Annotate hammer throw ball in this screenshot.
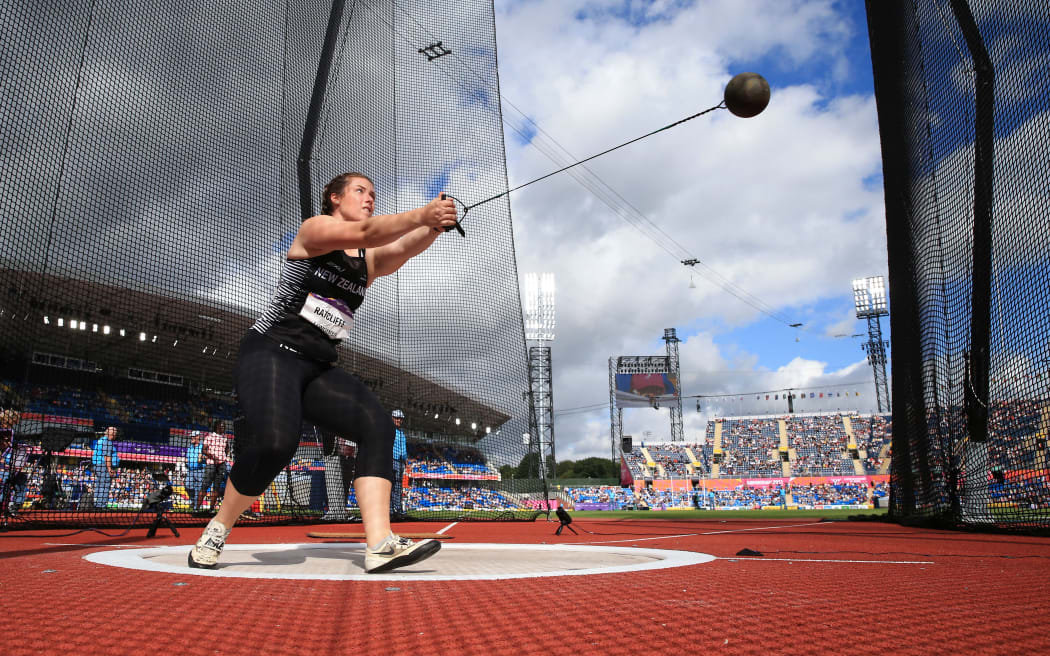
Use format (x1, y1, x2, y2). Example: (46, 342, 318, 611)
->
(723, 72, 770, 118)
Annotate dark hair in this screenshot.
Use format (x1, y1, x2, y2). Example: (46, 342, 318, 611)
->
(321, 172, 374, 215)
(212, 419, 226, 433)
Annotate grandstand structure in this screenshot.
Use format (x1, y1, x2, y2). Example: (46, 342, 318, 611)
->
(605, 404, 1048, 514)
(620, 412, 893, 483)
(611, 412, 892, 509)
(573, 412, 885, 510)
(0, 269, 509, 438)
(0, 0, 543, 528)
(1, 371, 536, 517)
(567, 478, 888, 512)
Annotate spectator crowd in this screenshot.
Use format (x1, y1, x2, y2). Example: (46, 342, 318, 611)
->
(4, 378, 1048, 516)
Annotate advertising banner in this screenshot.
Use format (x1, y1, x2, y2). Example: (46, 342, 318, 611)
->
(620, 456, 634, 486)
(575, 503, 614, 511)
(17, 412, 94, 434)
(409, 471, 500, 481)
(681, 474, 889, 491)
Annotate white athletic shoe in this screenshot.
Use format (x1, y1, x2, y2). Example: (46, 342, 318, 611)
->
(364, 533, 440, 573)
(188, 519, 231, 569)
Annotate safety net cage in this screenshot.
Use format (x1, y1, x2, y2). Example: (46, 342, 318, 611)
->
(867, 1, 1050, 532)
(0, 0, 544, 529)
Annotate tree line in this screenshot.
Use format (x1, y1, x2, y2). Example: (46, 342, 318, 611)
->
(499, 453, 618, 481)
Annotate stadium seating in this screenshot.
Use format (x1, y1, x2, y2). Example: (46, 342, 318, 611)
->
(567, 485, 637, 508)
(16, 380, 236, 431)
(786, 414, 855, 476)
(8, 376, 1049, 513)
(850, 414, 891, 473)
(790, 482, 873, 506)
(561, 482, 887, 509)
(405, 484, 517, 511)
(989, 400, 1043, 471)
(644, 443, 694, 477)
(406, 441, 500, 479)
(719, 417, 782, 477)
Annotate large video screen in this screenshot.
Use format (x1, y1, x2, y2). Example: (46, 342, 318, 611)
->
(615, 373, 679, 408)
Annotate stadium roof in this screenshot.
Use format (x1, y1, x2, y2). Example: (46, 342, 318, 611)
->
(0, 268, 509, 438)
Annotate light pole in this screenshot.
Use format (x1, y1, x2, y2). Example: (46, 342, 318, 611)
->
(852, 276, 891, 413)
(523, 273, 556, 482)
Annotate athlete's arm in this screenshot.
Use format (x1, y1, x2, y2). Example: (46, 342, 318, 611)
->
(366, 222, 447, 282)
(292, 195, 456, 256)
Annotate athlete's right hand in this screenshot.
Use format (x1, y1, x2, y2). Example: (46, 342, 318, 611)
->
(419, 193, 458, 230)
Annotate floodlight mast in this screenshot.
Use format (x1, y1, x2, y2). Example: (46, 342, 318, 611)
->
(609, 357, 622, 464)
(852, 276, 891, 413)
(523, 273, 555, 342)
(663, 328, 684, 442)
(523, 273, 556, 485)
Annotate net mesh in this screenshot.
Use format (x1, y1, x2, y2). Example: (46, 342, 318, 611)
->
(0, 0, 543, 528)
(867, 0, 1050, 531)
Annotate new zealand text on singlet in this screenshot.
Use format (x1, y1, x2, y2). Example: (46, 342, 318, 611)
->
(252, 249, 369, 362)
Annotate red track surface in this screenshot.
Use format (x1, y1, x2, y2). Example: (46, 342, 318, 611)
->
(2, 517, 1049, 655)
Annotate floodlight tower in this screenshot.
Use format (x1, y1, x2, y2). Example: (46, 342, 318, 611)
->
(852, 276, 891, 413)
(523, 273, 556, 480)
(663, 328, 685, 442)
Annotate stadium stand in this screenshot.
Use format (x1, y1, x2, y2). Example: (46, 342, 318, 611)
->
(719, 417, 782, 477)
(8, 380, 1046, 516)
(567, 485, 637, 508)
(407, 441, 500, 479)
(989, 400, 1043, 471)
(621, 446, 653, 480)
(405, 483, 518, 511)
(561, 481, 889, 510)
(2, 377, 519, 515)
(790, 482, 874, 507)
(707, 485, 785, 509)
(850, 414, 892, 474)
(645, 443, 695, 477)
(13, 380, 237, 435)
(786, 414, 855, 476)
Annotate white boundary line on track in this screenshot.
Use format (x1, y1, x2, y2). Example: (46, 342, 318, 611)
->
(718, 557, 934, 564)
(569, 522, 934, 565)
(436, 522, 458, 535)
(574, 521, 825, 545)
(578, 533, 699, 545)
(700, 521, 826, 535)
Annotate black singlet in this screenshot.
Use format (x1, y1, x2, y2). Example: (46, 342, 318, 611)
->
(250, 249, 368, 362)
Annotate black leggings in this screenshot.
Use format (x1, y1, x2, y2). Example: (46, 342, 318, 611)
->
(229, 330, 394, 497)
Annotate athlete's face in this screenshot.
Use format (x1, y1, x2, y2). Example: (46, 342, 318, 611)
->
(335, 177, 375, 220)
